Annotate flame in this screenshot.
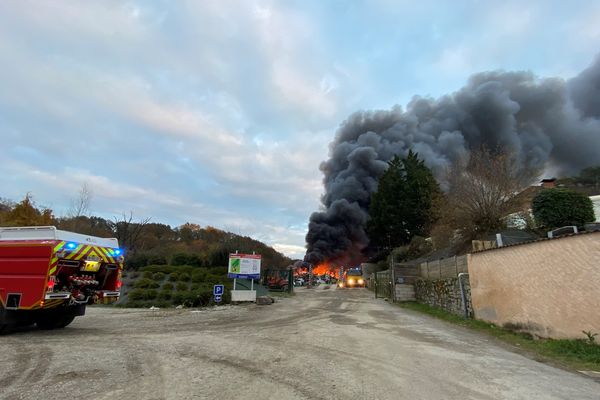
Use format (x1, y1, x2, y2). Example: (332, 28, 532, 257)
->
(312, 263, 330, 276)
(293, 261, 343, 278)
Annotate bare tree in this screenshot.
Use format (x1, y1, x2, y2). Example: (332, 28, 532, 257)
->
(443, 147, 538, 238)
(109, 212, 151, 252)
(68, 183, 93, 218)
(59, 183, 94, 233)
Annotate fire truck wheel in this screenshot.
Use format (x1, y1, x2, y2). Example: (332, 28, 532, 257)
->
(36, 313, 75, 330)
(58, 315, 76, 328)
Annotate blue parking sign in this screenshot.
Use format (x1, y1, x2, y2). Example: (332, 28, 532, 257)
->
(213, 284, 224, 296)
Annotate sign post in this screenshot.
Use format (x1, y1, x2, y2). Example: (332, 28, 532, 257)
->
(228, 253, 261, 302)
(213, 284, 224, 303)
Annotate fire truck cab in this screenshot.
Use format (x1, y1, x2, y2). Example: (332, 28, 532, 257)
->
(338, 269, 365, 288)
(0, 226, 123, 332)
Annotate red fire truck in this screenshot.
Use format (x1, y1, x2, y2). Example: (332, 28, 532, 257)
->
(0, 226, 123, 332)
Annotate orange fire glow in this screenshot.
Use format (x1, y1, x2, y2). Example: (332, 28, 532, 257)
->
(293, 262, 342, 279)
(313, 262, 341, 278)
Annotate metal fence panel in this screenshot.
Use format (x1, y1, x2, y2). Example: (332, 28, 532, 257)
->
(375, 270, 392, 299)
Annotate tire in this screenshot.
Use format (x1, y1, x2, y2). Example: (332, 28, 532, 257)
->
(36, 313, 75, 330)
(0, 305, 10, 334)
(58, 315, 76, 328)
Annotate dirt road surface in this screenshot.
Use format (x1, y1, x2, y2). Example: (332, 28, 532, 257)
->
(1, 286, 599, 399)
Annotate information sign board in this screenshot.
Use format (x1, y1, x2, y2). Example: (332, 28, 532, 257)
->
(228, 253, 261, 279)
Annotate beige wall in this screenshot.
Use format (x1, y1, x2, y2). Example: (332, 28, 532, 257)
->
(468, 232, 600, 339)
(591, 195, 600, 222)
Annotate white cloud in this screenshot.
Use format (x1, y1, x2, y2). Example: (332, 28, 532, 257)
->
(9, 161, 183, 210)
(108, 87, 244, 146)
(571, 6, 600, 47)
(482, 3, 537, 37)
(431, 45, 473, 78)
(272, 243, 306, 260)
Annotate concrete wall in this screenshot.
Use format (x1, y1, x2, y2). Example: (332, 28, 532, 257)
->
(419, 255, 468, 280)
(469, 232, 600, 339)
(414, 277, 472, 317)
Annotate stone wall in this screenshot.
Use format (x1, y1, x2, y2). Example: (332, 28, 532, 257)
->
(414, 276, 472, 317)
(469, 231, 600, 339)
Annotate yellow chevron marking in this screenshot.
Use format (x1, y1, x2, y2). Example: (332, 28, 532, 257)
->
(99, 247, 116, 263)
(66, 244, 84, 259)
(83, 245, 93, 259)
(103, 248, 115, 262)
(54, 241, 66, 252)
(74, 245, 92, 260)
(49, 266, 57, 275)
(99, 246, 110, 258)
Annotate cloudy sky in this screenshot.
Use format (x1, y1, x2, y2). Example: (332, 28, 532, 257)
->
(0, 1, 598, 259)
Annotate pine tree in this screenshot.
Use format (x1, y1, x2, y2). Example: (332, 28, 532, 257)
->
(367, 151, 440, 250)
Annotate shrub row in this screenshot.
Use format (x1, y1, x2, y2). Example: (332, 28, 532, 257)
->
(131, 276, 227, 291)
(126, 288, 220, 307)
(133, 278, 160, 289)
(140, 265, 196, 274)
(125, 254, 168, 269)
(138, 264, 228, 276)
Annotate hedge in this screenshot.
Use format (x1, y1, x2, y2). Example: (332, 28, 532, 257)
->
(532, 188, 595, 228)
(134, 278, 160, 289)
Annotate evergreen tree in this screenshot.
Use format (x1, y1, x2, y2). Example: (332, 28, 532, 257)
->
(532, 188, 595, 228)
(367, 151, 440, 250)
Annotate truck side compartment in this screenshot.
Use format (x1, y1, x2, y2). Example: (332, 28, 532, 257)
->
(0, 243, 51, 311)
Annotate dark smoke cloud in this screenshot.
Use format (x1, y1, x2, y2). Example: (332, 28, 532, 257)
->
(305, 56, 600, 265)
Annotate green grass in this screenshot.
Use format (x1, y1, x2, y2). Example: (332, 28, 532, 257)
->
(398, 302, 600, 372)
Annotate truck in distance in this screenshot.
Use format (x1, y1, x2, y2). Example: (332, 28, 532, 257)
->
(338, 269, 365, 288)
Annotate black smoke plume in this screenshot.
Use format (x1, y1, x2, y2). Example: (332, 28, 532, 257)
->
(305, 56, 600, 265)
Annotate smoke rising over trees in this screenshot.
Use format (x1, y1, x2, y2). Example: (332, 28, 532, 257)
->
(305, 55, 600, 265)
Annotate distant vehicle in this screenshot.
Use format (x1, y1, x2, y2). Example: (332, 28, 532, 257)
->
(294, 278, 305, 286)
(267, 276, 288, 291)
(338, 269, 365, 288)
(0, 226, 124, 332)
(316, 278, 326, 284)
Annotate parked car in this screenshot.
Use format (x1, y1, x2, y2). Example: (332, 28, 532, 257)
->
(294, 278, 305, 286)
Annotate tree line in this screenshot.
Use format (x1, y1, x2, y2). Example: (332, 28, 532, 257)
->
(0, 194, 291, 270)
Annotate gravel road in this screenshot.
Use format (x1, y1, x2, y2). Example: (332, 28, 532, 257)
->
(1, 286, 599, 399)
